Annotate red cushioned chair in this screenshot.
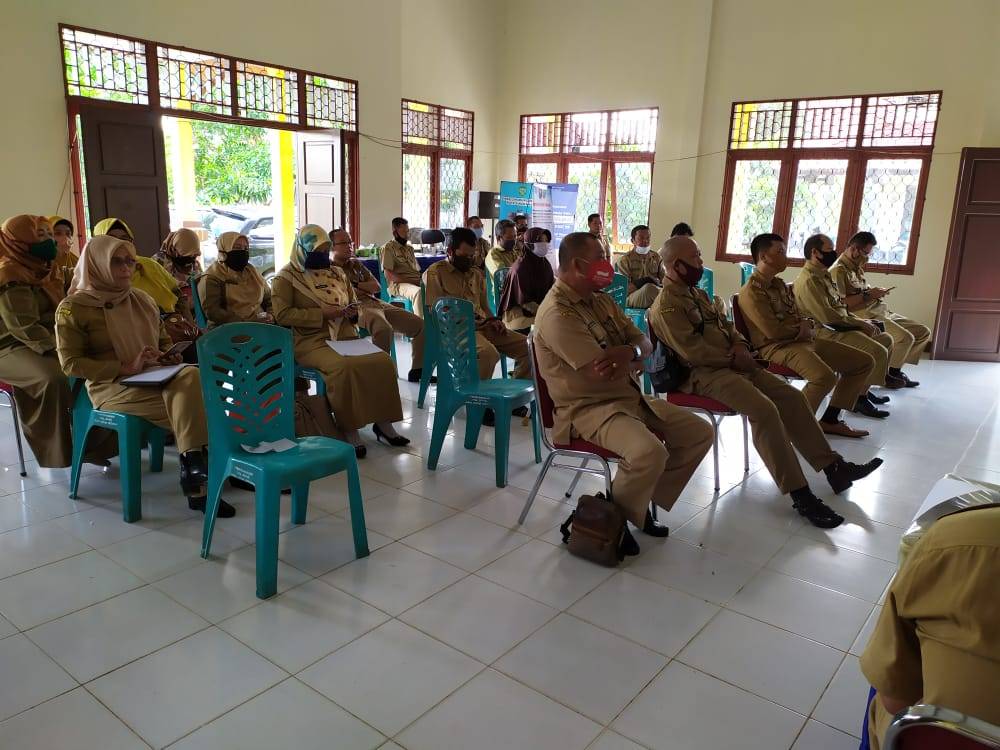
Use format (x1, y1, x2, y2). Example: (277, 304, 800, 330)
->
(730, 294, 802, 380)
(0, 382, 27, 477)
(885, 705, 1000, 750)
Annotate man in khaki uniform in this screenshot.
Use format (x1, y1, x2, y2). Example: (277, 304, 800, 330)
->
(466, 215, 492, 271)
(794, 233, 902, 402)
(534, 231, 712, 542)
(738, 233, 875, 438)
(614, 224, 663, 309)
(860, 506, 1000, 750)
(587, 213, 613, 261)
(331, 229, 425, 382)
(485, 219, 521, 277)
(380, 217, 424, 317)
(424, 227, 530, 384)
(830, 231, 930, 387)
(651, 236, 885, 528)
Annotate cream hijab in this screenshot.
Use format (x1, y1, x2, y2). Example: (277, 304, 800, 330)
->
(199, 232, 267, 321)
(67, 235, 161, 363)
(281, 224, 355, 338)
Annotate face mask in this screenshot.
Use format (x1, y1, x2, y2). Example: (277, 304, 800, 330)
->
(303, 251, 331, 270)
(28, 238, 58, 262)
(173, 257, 196, 270)
(451, 255, 473, 273)
(394, 232, 408, 245)
(581, 258, 615, 289)
(531, 242, 550, 257)
(471, 227, 484, 239)
(634, 245, 651, 255)
(501, 239, 516, 252)
(225, 250, 250, 271)
(674, 258, 704, 287)
(819, 250, 837, 268)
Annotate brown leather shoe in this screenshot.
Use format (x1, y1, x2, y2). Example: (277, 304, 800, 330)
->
(821, 420, 869, 439)
(884, 373, 907, 389)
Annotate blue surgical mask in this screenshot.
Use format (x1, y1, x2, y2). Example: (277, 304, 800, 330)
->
(472, 227, 484, 239)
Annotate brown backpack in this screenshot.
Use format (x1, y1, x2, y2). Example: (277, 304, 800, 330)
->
(560, 493, 627, 566)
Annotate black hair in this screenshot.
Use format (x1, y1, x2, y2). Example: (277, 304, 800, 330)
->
(587, 213, 601, 225)
(526, 227, 552, 243)
(53, 218, 74, 232)
(391, 217, 408, 229)
(558, 231, 600, 269)
(749, 232, 785, 263)
(803, 234, 830, 259)
(848, 231, 877, 248)
(465, 215, 481, 225)
(513, 213, 528, 223)
(630, 224, 650, 241)
(670, 222, 694, 237)
(449, 226, 477, 251)
(496, 219, 515, 237)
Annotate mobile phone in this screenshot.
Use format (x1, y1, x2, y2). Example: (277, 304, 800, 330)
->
(162, 340, 192, 358)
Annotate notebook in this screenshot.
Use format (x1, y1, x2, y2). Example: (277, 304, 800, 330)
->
(120, 364, 190, 386)
(326, 339, 383, 357)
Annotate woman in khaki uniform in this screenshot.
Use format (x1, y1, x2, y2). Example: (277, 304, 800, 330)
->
(272, 225, 405, 458)
(198, 232, 271, 327)
(154, 228, 203, 322)
(55, 235, 234, 517)
(48, 215, 79, 279)
(0, 214, 76, 467)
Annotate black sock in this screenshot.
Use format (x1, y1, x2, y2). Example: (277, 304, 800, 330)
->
(820, 406, 841, 423)
(889, 367, 903, 376)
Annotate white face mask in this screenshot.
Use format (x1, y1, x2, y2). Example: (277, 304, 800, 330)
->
(531, 241, 550, 257)
(635, 245, 651, 255)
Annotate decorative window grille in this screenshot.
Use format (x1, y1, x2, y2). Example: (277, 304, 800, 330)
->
(157, 46, 231, 115)
(62, 27, 149, 104)
(305, 74, 357, 130)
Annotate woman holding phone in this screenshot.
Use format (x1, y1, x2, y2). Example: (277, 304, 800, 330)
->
(272, 225, 405, 458)
(55, 234, 235, 517)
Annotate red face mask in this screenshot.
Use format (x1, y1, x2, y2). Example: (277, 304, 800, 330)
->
(583, 258, 615, 289)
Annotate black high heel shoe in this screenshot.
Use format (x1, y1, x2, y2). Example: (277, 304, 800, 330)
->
(373, 423, 410, 447)
(354, 444, 367, 459)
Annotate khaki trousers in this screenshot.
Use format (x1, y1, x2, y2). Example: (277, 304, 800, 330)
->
(475, 327, 530, 380)
(766, 339, 874, 413)
(91, 366, 208, 453)
(685, 367, 839, 493)
(390, 282, 424, 319)
(0, 348, 73, 468)
(816, 328, 893, 388)
(359, 304, 425, 370)
(582, 399, 713, 526)
(884, 313, 931, 367)
(626, 284, 660, 309)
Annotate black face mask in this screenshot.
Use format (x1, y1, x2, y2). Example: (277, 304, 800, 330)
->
(173, 257, 196, 271)
(304, 251, 331, 270)
(451, 255, 473, 273)
(28, 238, 58, 262)
(393, 232, 409, 245)
(225, 250, 250, 271)
(819, 250, 838, 268)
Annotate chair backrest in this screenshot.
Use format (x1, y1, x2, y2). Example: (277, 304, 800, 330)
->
(432, 297, 479, 391)
(606, 272, 628, 308)
(526, 333, 556, 432)
(697, 266, 715, 299)
(493, 267, 509, 312)
(420, 229, 445, 246)
(886, 705, 1000, 750)
(190, 274, 208, 328)
(730, 294, 751, 339)
(739, 261, 755, 285)
(379, 269, 390, 302)
(196, 322, 296, 453)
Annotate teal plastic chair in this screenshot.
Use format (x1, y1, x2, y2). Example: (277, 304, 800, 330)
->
(197, 323, 369, 599)
(739, 261, 755, 285)
(427, 298, 541, 487)
(697, 266, 715, 299)
(67, 378, 167, 522)
(417, 289, 439, 409)
(604, 273, 654, 394)
(379, 270, 414, 313)
(606, 272, 628, 307)
(492, 267, 511, 378)
(189, 274, 207, 328)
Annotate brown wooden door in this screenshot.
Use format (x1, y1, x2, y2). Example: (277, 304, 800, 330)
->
(295, 130, 340, 231)
(78, 102, 170, 256)
(934, 148, 1000, 361)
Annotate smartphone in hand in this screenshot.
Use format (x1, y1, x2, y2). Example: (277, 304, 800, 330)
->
(161, 340, 192, 359)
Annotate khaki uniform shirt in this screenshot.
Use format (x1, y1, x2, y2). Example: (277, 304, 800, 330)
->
(423, 261, 492, 323)
(485, 244, 521, 278)
(271, 266, 359, 350)
(201, 276, 271, 326)
(338, 259, 385, 309)
(533, 279, 647, 444)
(594, 233, 612, 261)
(860, 506, 1000, 726)
(792, 261, 869, 330)
(737, 270, 803, 354)
(474, 237, 491, 271)
(614, 249, 663, 294)
(830, 253, 888, 318)
(380, 239, 422, 289)
(0, 284, 57, 355)
(651, 279, 746, 369)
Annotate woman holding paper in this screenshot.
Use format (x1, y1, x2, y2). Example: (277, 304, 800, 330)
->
(272, 225, 405, 458)
(198, 232, 272, 327)
(55, 235, 235, 518)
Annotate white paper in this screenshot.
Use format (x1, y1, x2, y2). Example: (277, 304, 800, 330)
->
(326, 338, 383, 357)
(120, 364, 189, 386)
(240, 438, 298, 454)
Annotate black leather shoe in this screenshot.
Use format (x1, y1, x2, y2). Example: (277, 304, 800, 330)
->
(481, 409, 496, 427)
(407, 368, 437, 384)
(228, 477, 254, 491)
(866, 391, 890, 404)
(512, 406, 529, 418)
(791, 491, 844, 528)
(901, 373, 919, 388)
(853, 397, 889, 419)
(884, 373, 906, 389)
(354, 444, 367, 459)
(373, 423, 410, 447)
(188, 496, 236, 518)
(641, 510, 670, 537)
(619, 527, 641, 557)
(824, 457, 884, 494)
(179, 450, 208, 496)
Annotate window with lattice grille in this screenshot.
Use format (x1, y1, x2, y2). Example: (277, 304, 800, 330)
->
(400, 99, 473, 230)
(718, 90, 940, 273)
(518, 108, 658, 246)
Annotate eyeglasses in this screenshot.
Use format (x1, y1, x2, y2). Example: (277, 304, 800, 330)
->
(332, 240, 354, 247)
(110, 257, 136, 269)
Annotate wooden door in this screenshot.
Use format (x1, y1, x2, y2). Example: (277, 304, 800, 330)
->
(295, 130, 340, 231)
(933, 148, 1000, 361)
(78, 102, 170, 256)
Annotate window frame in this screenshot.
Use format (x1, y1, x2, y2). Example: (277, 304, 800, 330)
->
(716, 90, 941, 274)
(517, 108, 658, 245)
(400, 98, 474, 230)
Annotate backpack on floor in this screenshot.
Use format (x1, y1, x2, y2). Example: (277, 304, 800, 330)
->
(560, 492, 626, 566)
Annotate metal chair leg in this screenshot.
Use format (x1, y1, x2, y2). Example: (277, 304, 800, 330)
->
(2, 391, 27, 477)
(741, 415, 750, 473)
(563, 457, 589, 498)
(519, 451, 556, 525)
(710, 414, 721, 492)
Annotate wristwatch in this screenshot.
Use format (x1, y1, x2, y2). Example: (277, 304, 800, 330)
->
(632, 344, 643, 361)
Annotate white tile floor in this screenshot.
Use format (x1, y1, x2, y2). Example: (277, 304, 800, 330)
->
(0, 346, 997, 749)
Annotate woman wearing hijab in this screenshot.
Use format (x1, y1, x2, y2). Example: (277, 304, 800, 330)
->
(198, 232, 271, 327)
(497, 226, 555, 334)
(154, 228, 203, 320)
(272, 225, 405, 458)
(55, 235, 235, 518)
(0, 215, 77, 467)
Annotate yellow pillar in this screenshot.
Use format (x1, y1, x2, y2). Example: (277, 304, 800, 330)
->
(271, 128, 296, 268)
(174, 118, 197, 222)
